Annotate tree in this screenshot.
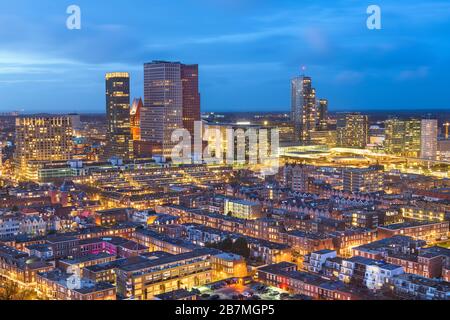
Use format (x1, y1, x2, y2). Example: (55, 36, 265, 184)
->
(232, 237, 250, 259)
(0, 282, 36, 300)
(221, 237, 233, 252)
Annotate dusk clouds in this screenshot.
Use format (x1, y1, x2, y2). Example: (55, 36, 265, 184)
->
(0, 0, 449, 113)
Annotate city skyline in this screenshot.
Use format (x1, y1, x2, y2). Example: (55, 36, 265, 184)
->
(0, 0, 450, 113)
(1, 0, 450, 306)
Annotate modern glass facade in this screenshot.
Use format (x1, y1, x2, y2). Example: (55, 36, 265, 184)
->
(105, 72, 133, 160)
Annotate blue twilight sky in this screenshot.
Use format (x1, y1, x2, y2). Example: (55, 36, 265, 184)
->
(0, 0, 449, 113)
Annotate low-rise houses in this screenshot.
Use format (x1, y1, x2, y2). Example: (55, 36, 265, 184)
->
(386, 246, 450, 279)
(1, 160, 450, 301)
(257, 262, 361, 300)
(338, 256, 404, 291)
(352, 235, 426, 260)
(0, 245, 53, 285)
(36, 269, 116, 300)
(377, 221, 449, 244)
(389, 273, 450, 300)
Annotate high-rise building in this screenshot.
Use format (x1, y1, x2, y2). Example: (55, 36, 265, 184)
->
(337, 113, 369, 148)
(0, 141, 3, 174)
(291, 76, 317, 143)
(142, 61, 184, 157)
(130, 98, 143, 141)
(384, 118, 421, 157)
(420, 119, 438, 160)
(14, 116, 73, 180)
(105, 72, 133, 160)
(317, 99, 328, 130)
(181, 64, 201, 138)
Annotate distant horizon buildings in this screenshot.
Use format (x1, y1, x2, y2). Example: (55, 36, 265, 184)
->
(105, 72, 133, 161)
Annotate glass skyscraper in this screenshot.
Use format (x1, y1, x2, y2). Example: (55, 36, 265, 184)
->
(291, 76, 317, 143)
(141, 61, 200, 157)
(105, 72, 133, 160)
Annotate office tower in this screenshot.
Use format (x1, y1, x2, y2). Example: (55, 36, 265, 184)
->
(343, 165, 384, 193)
(130, 98, 143, 141)
(105, 72, 133, 161)
(384, 118, 421, 157)
(142, 61, 184, 157)
(14, 116, 73, 180)
(181, 64, 201, 137)
(404, 120, 422, 157)
(0, 141, 3, 173)
(420, 119, 438, 160)
(317, 99, 328, 130)
(291, 75, 317, 142)
(141, 61, 201, 157)
(337, 113, 369, 148)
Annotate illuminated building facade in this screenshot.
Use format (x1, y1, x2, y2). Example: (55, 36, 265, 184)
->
(14, 116, 73, 180)
(257, 262, 358, 300)
(115, 248, 214, 299)
(337, 113, 369, 148)
(377, 221, 449, 244)
(317, 99, 328, 130)
(291, 76, 317, 142)
(36, 270, 116, 300)
(310, 130, 337, 147)
(420, 119, 438, 160)
(130, 98, 143, 141)
(142, 61, 184, 157)
(202, 123, 277, 166)
(343, 165, 384, 193)
(211, 252, 248, 280)
(181, 64, 201, 138)
(384, 118, 421, 157)
(223, 198, 263, 220)
(105, 72, 133, 160)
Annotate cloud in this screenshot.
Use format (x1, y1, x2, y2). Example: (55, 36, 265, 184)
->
(0, 0, 449, 112)
(396, 66, 430, 81)
(335, 70, 365, 84)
